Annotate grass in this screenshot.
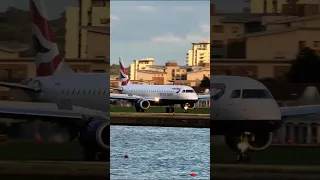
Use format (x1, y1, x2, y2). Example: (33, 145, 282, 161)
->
(211, 144, 320, 165)
(0, 141, 109, 178)
(110, 106, 210, 114)
(0, 141, 83, 161)
(3, 141, 320, 166)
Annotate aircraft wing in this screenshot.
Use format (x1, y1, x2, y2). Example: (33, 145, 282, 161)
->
(0, 82, 39, 92)
(280, 105, 320, 117)
(197, 94, 210, 99)
(110, 93, 141, 101)
(110, 94, 159, 102)
(0, 104, 84, 124)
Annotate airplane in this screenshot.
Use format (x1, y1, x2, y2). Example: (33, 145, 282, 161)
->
(0, 0, 110, 161)
(210, 75, 320, 163)
(110, 58, 210, 113)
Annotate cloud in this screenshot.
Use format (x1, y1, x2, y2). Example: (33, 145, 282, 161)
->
(110, 14, 119, 21)
(150, 22, 209, 45)
(172, 6, 194, 12)
(199, 22, 210, 33)
(135, 6, 155, 12)
(151, 33, 184, 44)
(151, 33, 208, 45)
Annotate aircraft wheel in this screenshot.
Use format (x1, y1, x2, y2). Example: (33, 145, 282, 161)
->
(170, 107, 175, 113)
(166, 107, 170, 113)
(83, 148, 97, 161)
(236, 151, 250, 163)
(97, 152, 110, 162)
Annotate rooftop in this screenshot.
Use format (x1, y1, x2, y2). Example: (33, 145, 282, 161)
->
(240, 27, 320, 38)
(81, 26, 109, 35)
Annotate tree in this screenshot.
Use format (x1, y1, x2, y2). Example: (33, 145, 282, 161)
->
(287, 47, 320, 83)
(200, 76, 210, 87)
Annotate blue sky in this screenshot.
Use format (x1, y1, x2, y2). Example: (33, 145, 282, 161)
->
(110, 1, 210, 66)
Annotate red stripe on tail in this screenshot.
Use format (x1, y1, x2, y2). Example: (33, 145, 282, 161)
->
(36, 55, 62, 76)
(30, 0, 54, 42)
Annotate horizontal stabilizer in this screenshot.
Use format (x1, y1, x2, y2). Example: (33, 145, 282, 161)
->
(0, 82, 40, 92)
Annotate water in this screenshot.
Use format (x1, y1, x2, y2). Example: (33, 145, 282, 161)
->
(110, 126, 210, 180)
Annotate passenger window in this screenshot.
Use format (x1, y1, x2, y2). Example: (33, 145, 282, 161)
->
(230, 90, 241, 98)
(78, 89, 80, 94)
(88, 89, 91, 94)
(72, 88, 75, 94)
(83, 89, 86, 94)
(93, 89, 96, 95)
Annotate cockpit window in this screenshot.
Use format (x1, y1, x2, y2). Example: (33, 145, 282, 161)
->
(230, 90, 241, 99)
(182, 90, 195, 93)
(242, 89, 272, 99)
(185, 90, 195, 93)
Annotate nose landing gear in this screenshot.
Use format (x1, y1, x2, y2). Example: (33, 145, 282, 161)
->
(235, 132, 250, 163)
(183, 104, 189, 113)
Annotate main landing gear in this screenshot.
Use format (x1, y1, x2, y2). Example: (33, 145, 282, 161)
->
(136, 108, 145, 112)
(166, 106, 174, 113)
(235, 132, 250, 163)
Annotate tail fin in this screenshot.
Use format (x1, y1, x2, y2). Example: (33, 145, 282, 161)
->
(119, 57, 132, 86)
(30, 0, 74, 77)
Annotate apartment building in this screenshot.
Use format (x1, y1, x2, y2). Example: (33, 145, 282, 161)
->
(129, 58, 154, 80)
(211, 3, 320, 79)
(186, 40, 210, 66)
(136, 62, 209, 86)
(65, 0, 109, 59)
(250, 0, 320, 16)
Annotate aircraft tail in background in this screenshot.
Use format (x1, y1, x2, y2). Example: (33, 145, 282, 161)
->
(30, 0, 74, 77)
(119, 57, 132, 86)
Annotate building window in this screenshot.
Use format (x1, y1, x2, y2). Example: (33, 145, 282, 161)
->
(231, 26, 239, 33)
(212, 25, 224, 33)
(211, 40, 224, 48)
(100, 18, 110, 25)
(298, 41, 306, 50)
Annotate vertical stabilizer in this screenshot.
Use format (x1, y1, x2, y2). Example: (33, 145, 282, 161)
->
(30, 0, 74, 77)
(119, 57, 132, 86)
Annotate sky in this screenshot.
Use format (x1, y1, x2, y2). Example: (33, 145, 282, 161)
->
(110, 1, 210, 66)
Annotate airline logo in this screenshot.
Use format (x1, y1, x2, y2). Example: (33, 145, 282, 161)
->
(172, 88, 181, 93)
(119, 59, 130, 86)
(211, 83, 226, 100)
(30, 0, 62, 77)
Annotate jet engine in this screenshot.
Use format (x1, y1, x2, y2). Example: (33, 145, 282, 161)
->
(136, 99, 150, 110)
(225, 131, 273, 151)
(78, 117, 110, 156)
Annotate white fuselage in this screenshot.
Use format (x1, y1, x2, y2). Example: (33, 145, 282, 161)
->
(120, 84, 199, 103)
(210, 75, 282, 134)
(26, 73, 110, 113)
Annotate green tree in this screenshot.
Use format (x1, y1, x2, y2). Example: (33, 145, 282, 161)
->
(287, 47, 320, 83)
(200, 76, 210, 87)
